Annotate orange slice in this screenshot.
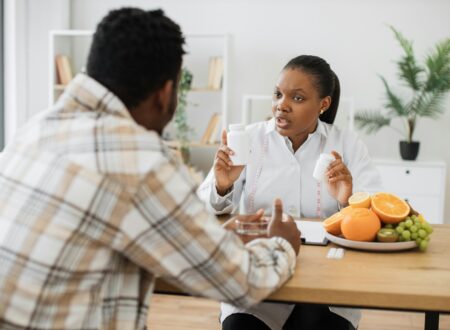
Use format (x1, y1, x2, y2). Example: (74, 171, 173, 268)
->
(322, 212, 345, 235)
(348, 192, 371, 208)
(371, 192, 410, 224)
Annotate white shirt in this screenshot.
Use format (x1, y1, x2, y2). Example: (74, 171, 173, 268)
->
(197, 118, 383, 329)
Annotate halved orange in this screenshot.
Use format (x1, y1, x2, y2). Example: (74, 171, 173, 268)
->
(371, 192, 410, 224)
(322, 212, 345, 235)
(348, 192, 371, 209)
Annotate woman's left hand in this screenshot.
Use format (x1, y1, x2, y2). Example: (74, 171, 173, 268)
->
(325, 151, 353, 206)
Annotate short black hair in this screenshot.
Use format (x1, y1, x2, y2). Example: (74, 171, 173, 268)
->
(284, 55, 340, 124)
(87, 8, 185, 108)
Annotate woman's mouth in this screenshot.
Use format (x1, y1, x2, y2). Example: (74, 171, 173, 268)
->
(276, 117, 290, 129)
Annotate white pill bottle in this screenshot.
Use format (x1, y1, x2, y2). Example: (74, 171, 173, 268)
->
(312, 153, 335, 182)
(227, 123, 250, 166)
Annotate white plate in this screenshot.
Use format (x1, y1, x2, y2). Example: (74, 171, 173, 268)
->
(324, 232, 417, 252)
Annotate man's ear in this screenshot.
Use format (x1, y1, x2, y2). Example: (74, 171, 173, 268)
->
(155, 80, 174, 114)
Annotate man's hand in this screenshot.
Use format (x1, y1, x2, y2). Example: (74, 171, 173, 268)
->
(268, 199, 301, 255)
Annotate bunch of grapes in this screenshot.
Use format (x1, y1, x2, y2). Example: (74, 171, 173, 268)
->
(386, 215, 433, 251)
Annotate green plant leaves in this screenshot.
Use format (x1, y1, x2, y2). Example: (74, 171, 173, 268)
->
(390, 26, 424, 91)
(355, 111, 391, 133)
(379, 75, 408, 117)
(175, 68, 195, 150)
(356, 26, 450, 141)
(412, 91, 446, 118)
(424, 38, 450, 93)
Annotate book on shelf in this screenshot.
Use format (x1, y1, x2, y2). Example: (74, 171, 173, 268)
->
(200, 113, 221, 144)
(207, 57, 224, 90)
(55, 54, 73, 85)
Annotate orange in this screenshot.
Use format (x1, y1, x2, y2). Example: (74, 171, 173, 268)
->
(348, 192, 371, 209)
(323, 212, 345, 235)
(322, 206, 354, 235)
(340, 206, 354, 215)
(341, 208, 381, 242)
(371, 192, 410, 224)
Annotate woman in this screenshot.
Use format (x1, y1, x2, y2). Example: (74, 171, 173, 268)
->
(198, 55, 382, 330)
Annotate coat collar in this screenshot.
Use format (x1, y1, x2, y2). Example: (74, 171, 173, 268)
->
(59, 73, 132, 120)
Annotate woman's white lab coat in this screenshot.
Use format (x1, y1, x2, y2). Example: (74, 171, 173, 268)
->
(197, 118, 383, 330)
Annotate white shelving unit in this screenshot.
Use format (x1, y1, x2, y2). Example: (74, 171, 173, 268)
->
(48, 30, 93, 106)
(48, 30, 230, 145)
(166, 33, 229, 144)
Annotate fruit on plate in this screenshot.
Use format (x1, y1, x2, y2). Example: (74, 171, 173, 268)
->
(393, 214, 433, 251)
(341, 208, 381, 242)
(371, 192, 410, 224)
(376, 228, 399, 242)
(322, 206, 355, 235)
(348, 192, 371, 209)
(323, 212, 345, 235)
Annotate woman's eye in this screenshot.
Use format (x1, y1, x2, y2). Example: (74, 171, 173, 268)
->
(294, 95, 303, 101)
(273, 91, 282, 98)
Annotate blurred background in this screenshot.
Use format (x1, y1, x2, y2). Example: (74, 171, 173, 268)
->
(2, 0, 450, 223)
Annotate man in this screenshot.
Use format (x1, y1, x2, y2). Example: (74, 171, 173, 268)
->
(0, 8, 300, 329)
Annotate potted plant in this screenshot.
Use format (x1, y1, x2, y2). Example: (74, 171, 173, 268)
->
(174, 68, 194, 163)
(355, 26, 450, 160)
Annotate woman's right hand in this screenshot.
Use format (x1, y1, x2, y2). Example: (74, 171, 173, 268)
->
(214, 129, 245, 196)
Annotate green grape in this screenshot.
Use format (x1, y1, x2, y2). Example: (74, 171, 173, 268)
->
(396, 226, 404, 234)
(398, 221, 406, 228)
(414, 220, 421, 226)
(424, 236, 431, 242)
(405, 219, 413, 228)
(416, 238, 422, 245)
(402, 230, 411, 241)
(411, 215, 418, 221)
(411, 233, 418, 240)
(419, 240, 428, 252)
(384, 224, 393, 229)
(424, 225, 434, 234)
(418, 229, 427, 238)
(399, 236, 406, 242)
(410, 225, 418, 233)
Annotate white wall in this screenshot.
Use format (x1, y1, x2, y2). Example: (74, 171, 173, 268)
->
(4, 0, 70, 143)
(14, 0, 450, 222)
(4, 0, 28, 143)
(69, 0, 450, 222)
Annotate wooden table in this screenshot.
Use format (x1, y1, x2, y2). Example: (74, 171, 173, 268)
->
(155, 223, 450, 330)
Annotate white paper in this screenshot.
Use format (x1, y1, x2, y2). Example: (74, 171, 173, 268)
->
(295, 220, 329, 245)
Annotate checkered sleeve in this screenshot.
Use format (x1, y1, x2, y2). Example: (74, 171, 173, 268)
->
(118, 158, 297, 308)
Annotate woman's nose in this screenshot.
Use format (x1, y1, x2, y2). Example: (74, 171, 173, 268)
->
(275, 99, 289, 112)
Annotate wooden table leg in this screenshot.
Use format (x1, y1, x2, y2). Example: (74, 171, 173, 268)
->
(424, 312, 439, 330)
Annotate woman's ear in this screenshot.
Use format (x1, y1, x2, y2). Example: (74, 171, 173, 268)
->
(319, 96, 331, 115)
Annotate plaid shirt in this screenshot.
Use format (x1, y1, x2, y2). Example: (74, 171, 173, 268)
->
(0, 74, 296, 329)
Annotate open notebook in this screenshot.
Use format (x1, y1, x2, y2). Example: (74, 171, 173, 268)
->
(295, 220, 329, 246)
